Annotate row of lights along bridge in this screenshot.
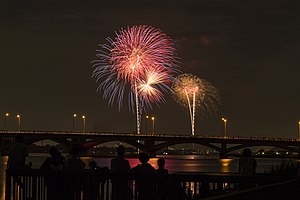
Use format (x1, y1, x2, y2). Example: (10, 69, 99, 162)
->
(2, 112, 300, 139)
(4, 113, 236, 137)
(2, 113, 156, 134)
(3, 113, 88, 132)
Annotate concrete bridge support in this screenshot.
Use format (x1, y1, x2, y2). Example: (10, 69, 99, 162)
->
(143, 140, 156, 157)
(0, 136, 4, 155)
(0, 137, 11, 156)
(71, 138, 87, 153)
(219, 143, 228, 159)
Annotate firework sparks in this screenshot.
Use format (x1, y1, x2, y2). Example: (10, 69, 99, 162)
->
(138, 69, 170, 109)
(172, 74, 221, 136)
(92, 25, 178, 134)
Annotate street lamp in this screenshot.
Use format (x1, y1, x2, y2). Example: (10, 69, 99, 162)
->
(73, 114, 77, 130)
(4, 113, 9, 129)
(222, 118, 227, 138)
(151, 116, 155, 135)
(16, 114, 21, 131)
(298, 121, 300, 140)
(145, 115, 149, 134)
(82, 115, 86, 132)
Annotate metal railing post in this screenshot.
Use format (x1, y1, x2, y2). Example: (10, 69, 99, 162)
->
(5, 170, 11, 200)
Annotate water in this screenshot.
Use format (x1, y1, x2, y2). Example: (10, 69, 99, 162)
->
(0, 153, 292, 200)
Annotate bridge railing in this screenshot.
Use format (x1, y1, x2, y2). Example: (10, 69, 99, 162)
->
(5, 169, 294, 200)
(1, 130, 300, 142)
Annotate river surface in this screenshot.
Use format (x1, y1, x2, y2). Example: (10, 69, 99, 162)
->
(0, 153, 293, 200)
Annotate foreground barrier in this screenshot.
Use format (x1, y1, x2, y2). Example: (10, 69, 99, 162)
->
(5, 169, 294, 200)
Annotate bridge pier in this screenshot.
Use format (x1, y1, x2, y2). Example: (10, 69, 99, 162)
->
(0, 137, 11, 156)
(144, 140, 156, 157)
(70, 138, 87, 153)
(0, 136, 4, 155)
(219, 143, 228, 159)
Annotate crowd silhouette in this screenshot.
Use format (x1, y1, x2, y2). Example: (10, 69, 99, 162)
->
(6, 136, 186, 200)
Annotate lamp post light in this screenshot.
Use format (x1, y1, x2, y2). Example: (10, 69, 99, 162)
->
(16, 114, 21, 131)
(82, 115, 86, 132)
(145, 115, 149, 134)
(4, 113, 9, 129)
(222, 118, 227, 138)
(298, 121, 300, 140)
(73, 114, 77, 131)
(151, 116, 155, 135)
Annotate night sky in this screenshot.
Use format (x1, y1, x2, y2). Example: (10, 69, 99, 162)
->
(1, 0, 300, 138)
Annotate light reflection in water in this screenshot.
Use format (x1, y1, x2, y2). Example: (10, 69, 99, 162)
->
(220, 159, 234, 172)
(0, 157, 7, 200)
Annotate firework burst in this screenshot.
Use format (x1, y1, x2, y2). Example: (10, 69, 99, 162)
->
(92, 25, 179, 134)
(172, 74, 221, 136)
(138, 69, 171, 109)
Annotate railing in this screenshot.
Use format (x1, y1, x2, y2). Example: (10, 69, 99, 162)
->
(1, 130, 299, 142)
(5, 169, 295, 200)
(201, 178, 300, 200)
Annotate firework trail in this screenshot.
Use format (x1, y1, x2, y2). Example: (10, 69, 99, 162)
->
(172, 74, 221, 136)
(92, 25, 178, 135)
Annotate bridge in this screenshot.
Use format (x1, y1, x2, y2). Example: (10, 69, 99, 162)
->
(1, 130, 300, 158)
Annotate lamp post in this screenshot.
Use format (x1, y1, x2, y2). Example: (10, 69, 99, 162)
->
(82, 115, 86, 132)
(17, 114, 21, 131)
(145, 115, 149, 134)
(222, 118, 227, 138)
(151, 116, 155, 135)
(4, 113, 9, 129)
(73, 114, 77, 131)
(298, 121, 300, 140)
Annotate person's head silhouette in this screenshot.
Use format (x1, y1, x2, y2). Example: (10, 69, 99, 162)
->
(49, 147, 58, 157)
(242, 148, 252, 157)
(117, 145, 125, 156)
(157, 158, 165, 169)
(70, 145, 81, 157)
(138, 152, 149, 164)
(89, 161, 98, 169)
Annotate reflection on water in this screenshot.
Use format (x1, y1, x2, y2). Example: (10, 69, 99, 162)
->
(0, 154, 293, 200)
(0, 157, 7, 200)
(220, 159, 234, 172)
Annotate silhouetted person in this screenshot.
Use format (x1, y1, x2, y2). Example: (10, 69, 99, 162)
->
(238, 148, 257, 190)
(65, 146, 86, 200)
(110, 145, 131, 200)
(239, 148, 257, 175)
(65, 146, 86, 171)
(7, 134, 30, 189)
(7, 134, 29, 170)
(40, 147, 65, 171)
(40, 147, 65, 200)
(132, 152, 156, 200)
(156, 158, 168, 175)
(89, 160, 100, 170)
(156, 158, 169, 200)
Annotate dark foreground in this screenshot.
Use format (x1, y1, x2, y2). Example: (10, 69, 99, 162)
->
(5, 169, 299, 200)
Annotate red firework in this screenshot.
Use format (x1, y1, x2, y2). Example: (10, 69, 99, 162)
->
(92, 25, 179, 134)
(110, 25, 177, 84)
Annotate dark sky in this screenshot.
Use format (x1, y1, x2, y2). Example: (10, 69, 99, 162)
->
(1, 0, 300, 138)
